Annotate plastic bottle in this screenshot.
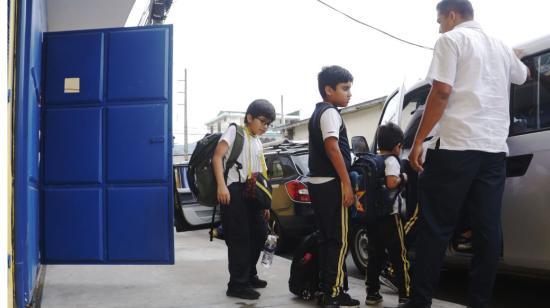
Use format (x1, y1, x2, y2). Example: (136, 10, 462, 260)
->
(260, 234, 278, 268)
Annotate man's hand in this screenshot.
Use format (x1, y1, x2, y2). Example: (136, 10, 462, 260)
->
(262, 209, 270, 221)
(342, 182, 354, 208)
(217, 186, 230, 205)
(409, 141, 425, 172)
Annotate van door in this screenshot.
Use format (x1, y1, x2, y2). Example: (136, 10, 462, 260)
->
(42, 26, 174, 264)
(503, 50, 550, 270)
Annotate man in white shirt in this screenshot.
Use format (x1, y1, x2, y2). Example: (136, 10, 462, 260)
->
(405, 1, 528, 308)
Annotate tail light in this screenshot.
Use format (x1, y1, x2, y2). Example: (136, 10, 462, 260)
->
(285, 180, 311, 203)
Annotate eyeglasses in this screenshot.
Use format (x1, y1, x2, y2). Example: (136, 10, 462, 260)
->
(256, 117, 272, 128)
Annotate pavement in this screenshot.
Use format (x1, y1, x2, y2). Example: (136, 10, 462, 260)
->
(41, 230, 465, 308)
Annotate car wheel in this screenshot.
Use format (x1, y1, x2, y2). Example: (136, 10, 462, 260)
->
(350, 225, 368, 275)
(268, 211, 287, 253)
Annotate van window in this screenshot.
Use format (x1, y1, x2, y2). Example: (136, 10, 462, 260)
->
(380, 91, 401, 126)
(510, 52, 550, 135)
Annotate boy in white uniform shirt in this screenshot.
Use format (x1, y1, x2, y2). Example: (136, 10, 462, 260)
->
(212, 99, 276, 300)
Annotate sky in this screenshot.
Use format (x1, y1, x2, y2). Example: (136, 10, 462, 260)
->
(166, 0, 550, 144)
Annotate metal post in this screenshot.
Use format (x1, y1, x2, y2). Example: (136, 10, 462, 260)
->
(184, 69, 188, 160)
(280, 95, 285, 137)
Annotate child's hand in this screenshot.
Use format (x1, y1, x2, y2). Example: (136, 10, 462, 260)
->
(342, 183, 354, 208)
(217, 186, 230, 205)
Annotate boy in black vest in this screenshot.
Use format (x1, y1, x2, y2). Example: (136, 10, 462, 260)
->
(365, 122, 410, 306)
(308, 65, 360, 307)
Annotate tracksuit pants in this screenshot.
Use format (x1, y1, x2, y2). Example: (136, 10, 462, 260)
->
(308, 179, 350, 297)
(366, 213, 411, 299)
(411, 149, 506, 308)
(221, 183, 268, 289)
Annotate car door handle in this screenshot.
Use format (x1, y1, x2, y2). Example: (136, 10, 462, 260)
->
(506, 154, 533, 177)
(149, 136, 165, 144)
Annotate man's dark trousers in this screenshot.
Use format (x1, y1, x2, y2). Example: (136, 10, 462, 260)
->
(221, 183, 268, 289)
(411, 149, 506, 308)
(308, 179, 350, 297)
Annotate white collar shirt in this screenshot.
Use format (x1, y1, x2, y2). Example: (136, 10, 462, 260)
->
(426, 21, 528, 154)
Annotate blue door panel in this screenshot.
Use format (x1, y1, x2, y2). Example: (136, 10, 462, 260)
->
(107, 187, 170, 262)
(44, 32, 104, 105)
(42, 25, 173, 264)
(43, 189, 104, 262)
(107, 105, 167, 182)
(44, 108, 102, 184)
(107, 28, 169, 101)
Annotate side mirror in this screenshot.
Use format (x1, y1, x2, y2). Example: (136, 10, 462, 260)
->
(351, 136, 369, 155)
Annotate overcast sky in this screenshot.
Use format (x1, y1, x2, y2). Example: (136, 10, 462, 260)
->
(166, 0, 550, 144)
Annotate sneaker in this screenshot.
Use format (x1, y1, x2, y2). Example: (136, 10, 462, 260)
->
(379, 271, 399, 293)
(226, 286, 260, 300)
(365, 292, 383, 305)
(249, 275, 267, 288)
(320, 292, 360, 307)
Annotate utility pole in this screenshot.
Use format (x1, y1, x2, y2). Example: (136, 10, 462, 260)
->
(184, 69, 188, 160)
(280, 95, 285, 138)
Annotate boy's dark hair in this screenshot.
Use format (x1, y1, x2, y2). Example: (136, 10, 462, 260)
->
(436, 0, 474, 19)
(317, 65, 354, 99)
(376, 122, 404, 151)
(244, 99, 276, 124)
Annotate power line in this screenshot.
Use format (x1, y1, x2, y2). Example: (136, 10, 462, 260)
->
(316, 0, 434, 51)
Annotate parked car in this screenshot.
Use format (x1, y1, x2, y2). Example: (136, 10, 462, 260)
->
(174, 139, 316, 251)
(173, 162, 221, 232)
(263, 139, 315, 251)
(349, 34, 550, 277)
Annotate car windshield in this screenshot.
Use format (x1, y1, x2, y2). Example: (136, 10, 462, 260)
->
(292, 153, 309, 176)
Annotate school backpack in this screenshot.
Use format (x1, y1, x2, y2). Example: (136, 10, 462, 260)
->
(349, 153, 401, 222)
(289, 231, 321, 300)
(187, 123, 244, 207)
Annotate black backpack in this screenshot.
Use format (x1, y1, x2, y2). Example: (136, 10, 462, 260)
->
(289, 231, 321, 300)
(349, 153, 401, 223)
(187, 123, 244, 207)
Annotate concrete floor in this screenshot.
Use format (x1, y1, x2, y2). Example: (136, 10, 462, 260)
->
(41, 230, 465, 308)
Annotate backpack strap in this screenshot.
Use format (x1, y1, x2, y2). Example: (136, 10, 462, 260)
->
(223, 123, 244, 181)
(380, 154, 405, 213)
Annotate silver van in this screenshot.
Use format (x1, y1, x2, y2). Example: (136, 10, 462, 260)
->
(350, 34, 550, 277)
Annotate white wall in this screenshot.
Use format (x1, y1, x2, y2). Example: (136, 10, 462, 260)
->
(290, 104, 384, 148)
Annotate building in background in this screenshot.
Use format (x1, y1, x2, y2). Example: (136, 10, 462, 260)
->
(279, 96, 386, 148)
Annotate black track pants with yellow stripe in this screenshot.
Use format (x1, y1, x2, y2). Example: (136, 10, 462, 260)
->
(308, 180, 349, 297)
(365, 213, 411, 299)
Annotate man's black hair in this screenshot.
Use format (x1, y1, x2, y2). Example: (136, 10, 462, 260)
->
(377, 122, 404, 151)
(244, 99, 276, 124)
(436, 0, 474, 19)
(317, 65, 354, 99)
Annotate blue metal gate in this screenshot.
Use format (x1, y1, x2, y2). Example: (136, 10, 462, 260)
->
(41, 25, 174, 264)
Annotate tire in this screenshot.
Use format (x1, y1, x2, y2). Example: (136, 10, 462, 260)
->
(350, 224, 369, 275)
(268, 211, 287, 253)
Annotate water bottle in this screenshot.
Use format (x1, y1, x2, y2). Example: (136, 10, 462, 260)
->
(261, 234, 278, 268)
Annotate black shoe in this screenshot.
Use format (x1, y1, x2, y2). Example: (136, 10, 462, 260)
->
(320, 292, 360, 307)
(249, 275, 267, 288)
(398, 297, 410, 304)
(226, 286, 260, 300)
(379, 270, 399, 293)
(365, 292, 383, 305)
